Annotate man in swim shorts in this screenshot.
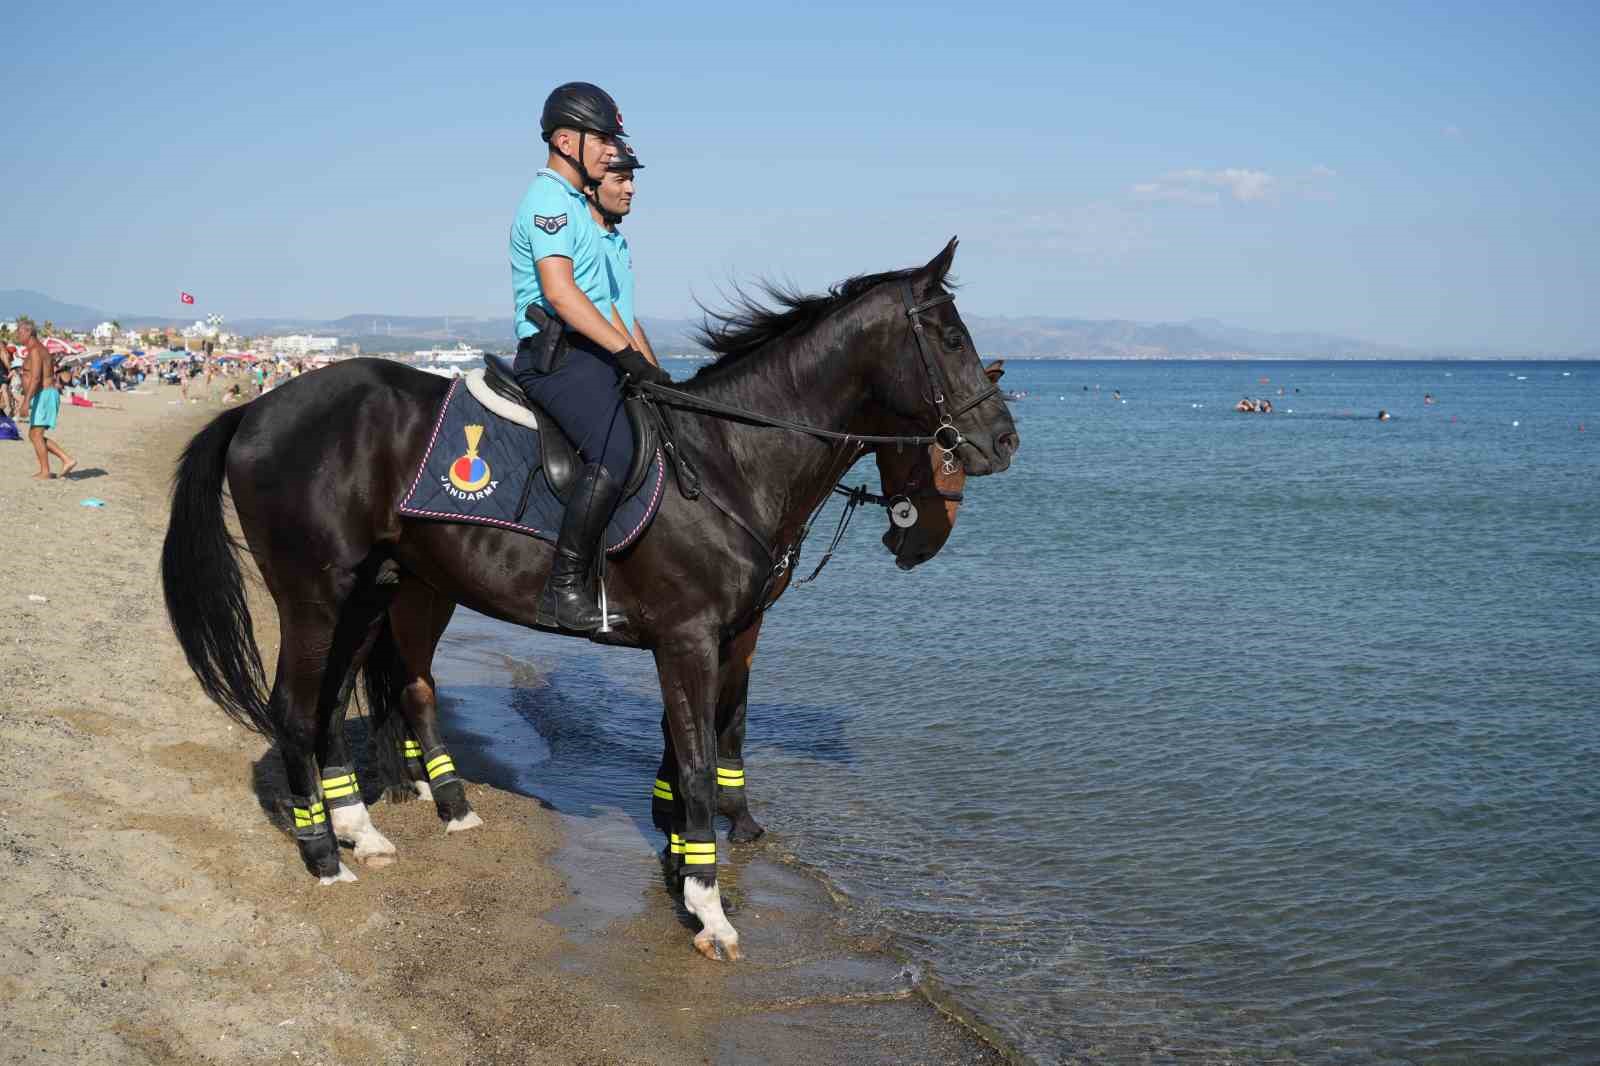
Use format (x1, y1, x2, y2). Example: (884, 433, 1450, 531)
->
(17, 320, 76, 479)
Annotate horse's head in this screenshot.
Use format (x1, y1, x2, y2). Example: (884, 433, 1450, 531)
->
(866, 239, 1019, 476)
(872, 360, 1004, 568)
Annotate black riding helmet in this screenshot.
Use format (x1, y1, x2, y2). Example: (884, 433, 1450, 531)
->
(541, 82, 626, 190)
(606, 139, 643, 172)
(540, 82, 626, 140)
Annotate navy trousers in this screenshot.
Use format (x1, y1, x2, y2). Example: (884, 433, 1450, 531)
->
(514, 340, 634, 480)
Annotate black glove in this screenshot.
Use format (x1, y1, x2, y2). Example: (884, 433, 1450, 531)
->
(613, 346, 672, 387)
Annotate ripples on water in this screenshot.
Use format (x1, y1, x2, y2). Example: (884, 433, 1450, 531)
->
(443, 361, 1599, 1064)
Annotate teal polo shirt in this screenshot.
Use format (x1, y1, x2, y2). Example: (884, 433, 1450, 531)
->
(509, 168, 613, 340)
(602, 228, 634, 332)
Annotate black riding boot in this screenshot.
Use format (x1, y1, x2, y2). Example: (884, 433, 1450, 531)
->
(536, 462, 628, 632)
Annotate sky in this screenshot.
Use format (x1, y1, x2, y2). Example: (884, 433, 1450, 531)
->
(3, 0, 1597, 351)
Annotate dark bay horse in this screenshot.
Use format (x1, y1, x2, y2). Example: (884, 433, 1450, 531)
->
(361, 416, 982, 869)
(161, 239, 1017, 960)
(371, 365, 997, 848)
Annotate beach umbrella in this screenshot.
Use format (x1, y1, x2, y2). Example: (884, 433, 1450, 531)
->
(44, 337, 72, 354)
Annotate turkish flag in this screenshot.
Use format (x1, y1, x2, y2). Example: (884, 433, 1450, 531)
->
(180, 292, 195, 304)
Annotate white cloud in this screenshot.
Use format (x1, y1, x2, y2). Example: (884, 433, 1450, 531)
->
(1131, 168, 1277, 205)
(1130, 165, 1338, 206)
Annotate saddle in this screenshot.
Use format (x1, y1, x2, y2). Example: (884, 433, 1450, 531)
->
(476, 353, 658, 503)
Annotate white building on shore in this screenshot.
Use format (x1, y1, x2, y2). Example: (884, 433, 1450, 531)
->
(272, 334, 339, 355)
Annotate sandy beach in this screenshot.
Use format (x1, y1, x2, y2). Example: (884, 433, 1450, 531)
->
(0, 382, 1004, 1065)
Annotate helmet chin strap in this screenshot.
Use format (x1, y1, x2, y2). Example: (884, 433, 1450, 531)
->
(553, 129, 605, 190)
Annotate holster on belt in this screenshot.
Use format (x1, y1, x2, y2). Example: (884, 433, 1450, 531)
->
(515, 303, 568, 376)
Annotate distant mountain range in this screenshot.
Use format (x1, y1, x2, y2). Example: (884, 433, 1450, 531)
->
(2, 289, 1586, 360)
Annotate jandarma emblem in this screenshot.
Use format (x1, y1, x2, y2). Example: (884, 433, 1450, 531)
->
(532, 213, 567, 235)
(443, 424, 498, 500)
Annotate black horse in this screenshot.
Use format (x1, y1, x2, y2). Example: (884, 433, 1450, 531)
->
(360, 393, 987, 868)
(162, 240, 1017, 961)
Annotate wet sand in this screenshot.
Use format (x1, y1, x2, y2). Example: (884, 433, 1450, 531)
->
(0, 380, 1006, 1064)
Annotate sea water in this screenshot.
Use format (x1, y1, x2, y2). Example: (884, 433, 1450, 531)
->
(434, 360, 1599, 1063)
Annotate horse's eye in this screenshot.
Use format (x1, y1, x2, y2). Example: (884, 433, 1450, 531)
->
(942, 327, 965, 350)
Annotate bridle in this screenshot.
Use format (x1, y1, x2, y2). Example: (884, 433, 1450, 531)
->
(898, 279, 999, 475)
(634, 281, 998, 624)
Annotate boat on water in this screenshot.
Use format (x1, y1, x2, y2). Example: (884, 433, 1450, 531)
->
(1003, 389, 1028, 401)
(413, 342, 485, 363)
(416, 363, 466, 378)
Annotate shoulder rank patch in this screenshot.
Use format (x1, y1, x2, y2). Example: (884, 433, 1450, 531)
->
(532, 213, 568, 235)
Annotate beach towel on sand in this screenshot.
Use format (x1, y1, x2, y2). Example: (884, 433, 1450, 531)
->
(0, 413, 19, 441)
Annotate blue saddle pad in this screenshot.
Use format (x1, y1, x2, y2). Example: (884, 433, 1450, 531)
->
(399, 377, 665, 553)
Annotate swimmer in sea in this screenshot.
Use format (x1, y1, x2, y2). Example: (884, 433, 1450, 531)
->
(1424, 393, 1435, 405)
(1378, 409, 1391, 421)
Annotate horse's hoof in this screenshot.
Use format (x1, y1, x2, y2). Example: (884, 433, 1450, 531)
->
(352, 830, 398, 864)
(695, 931, 742, 961)
(445, 811, 484, 834)
(318, 862, 359, 885)
(693, 930, 742, 962)
(728, 816, 766, 844)
(412, 780, 433, 803)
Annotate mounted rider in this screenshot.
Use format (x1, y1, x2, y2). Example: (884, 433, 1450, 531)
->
(509, 82, 669, 633)
(586, 139, 658, 367)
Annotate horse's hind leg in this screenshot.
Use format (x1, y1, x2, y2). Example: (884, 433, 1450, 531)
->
(271, 602, 361, 883)
(389, 581, 478, 832)
(321, 565, 401, 867)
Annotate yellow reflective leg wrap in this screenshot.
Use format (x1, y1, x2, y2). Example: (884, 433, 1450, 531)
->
(403, 739, 423, 759)
(652, 778, 674, 802)
(669, 832, 685, 856)
(424, 748, 459, 786)
(681, 840, 716, 865)
(289, 797, 327, 839)
(319, 766, 362, 809)
(716, 765, 745, 788)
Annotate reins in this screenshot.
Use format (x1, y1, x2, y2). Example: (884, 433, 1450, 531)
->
(633, 282, 996, 626)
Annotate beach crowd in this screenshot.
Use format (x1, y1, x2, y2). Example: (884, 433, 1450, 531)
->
(3, 316, 320, 480)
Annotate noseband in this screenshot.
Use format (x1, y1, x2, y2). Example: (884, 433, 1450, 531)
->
(900, 279, 999, 475)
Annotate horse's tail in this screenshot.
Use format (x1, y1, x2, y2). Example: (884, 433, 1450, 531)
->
(160, 406, 276, 736)
(363, 614, 416, 803)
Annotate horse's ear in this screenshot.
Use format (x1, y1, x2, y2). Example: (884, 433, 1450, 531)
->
(922, 237, 958, 287)
(984, 359, 1005, 382)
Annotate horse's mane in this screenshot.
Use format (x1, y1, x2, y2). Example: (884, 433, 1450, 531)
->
(692, 260, 952, 380)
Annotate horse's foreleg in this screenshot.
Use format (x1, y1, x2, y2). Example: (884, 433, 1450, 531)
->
(390, 588, 478, 832)
(650, 618, 765, 849)
(716, 619, 763, 844)
(656, 639, 741, 961)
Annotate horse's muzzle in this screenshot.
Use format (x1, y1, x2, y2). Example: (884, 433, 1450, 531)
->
(959, 427, 1019, 475)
